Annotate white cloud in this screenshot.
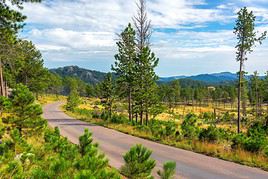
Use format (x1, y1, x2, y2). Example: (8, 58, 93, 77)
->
(19, 0, 268, 75)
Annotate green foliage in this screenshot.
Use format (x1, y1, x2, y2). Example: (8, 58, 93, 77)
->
(121, 144, 156, 179)
(2, 84, 46, 134)
(66, 89, 81, 111)
(0, 125, 5, 139)
(199, 125, 221, 142)
(220, 112, 234, 122)
(0, 127, 121, 178)
(181, 113, 200, 139)
(100, 73, 115, 119)
(157, 161, 177, 179)
(231, 122, 268, 153)
(234, 7, 267, 133)
(0, 96, 11, 113)
(111, 113, 128, 124)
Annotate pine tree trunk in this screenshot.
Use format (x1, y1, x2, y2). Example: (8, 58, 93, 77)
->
(140, 103, 143, 125)
(0, 61, 5, 97)
(128, 87, 132, 122)
(145, 110, 148, 126)
(237, 59, 243, 133)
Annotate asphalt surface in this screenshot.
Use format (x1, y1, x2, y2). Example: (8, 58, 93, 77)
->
(43, 102, 268, 179)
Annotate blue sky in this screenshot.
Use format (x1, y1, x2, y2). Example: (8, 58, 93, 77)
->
(20, 0, 268, 76)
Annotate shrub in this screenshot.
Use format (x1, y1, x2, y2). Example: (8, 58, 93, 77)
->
(66, 89, 81, 111)
(120, 144, 156, 179)
(100, 111, 109, 121)
(181, 113, 200, 139)
(201, 112, 214, 122)
(111, 114, 128, 124)
(199, 125, 220, 142)
(157, 161, 177, 179)
(243, 135, 267, 152)
(0, 126, 5, 139)
(220, 112, 234, 122)
(264, 146, 268, 157)
(73, 108, 93, 118)
(135, 125, 151, 133)
(231, 133, 247, 149)
(2, 84, 46, 135)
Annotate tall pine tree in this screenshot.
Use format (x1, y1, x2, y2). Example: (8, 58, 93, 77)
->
(113, 24, 136, 122)
(234, 7, 266, 133)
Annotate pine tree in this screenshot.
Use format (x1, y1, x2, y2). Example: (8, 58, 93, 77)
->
(120, 144, 156, 179)
(234, 7, 266, 133)
(0, 0, 42, 96)
(113, 23, 136, 122)
(100, 73, 114, 119)
(66, 89, 80, 111)
(132, 0, 159, 125)
(157, 161, 177, 179)
(249, 71, 263, 117)
(2, 84, 46, 135)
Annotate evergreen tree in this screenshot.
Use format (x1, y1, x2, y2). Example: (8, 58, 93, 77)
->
(135, 47, 159, 125)
(132, 0, 159, 125)
(120, 144, 156, 179)
(0, 0, 41, 96)
(264, 71, 268, 106)
(234, 7, 266, 133)
(113, 23, 136, 122)
(100, 73, 114, 119)
(249, 71, 263, 116)
(2, 84, 46, 134)
(66, 79, 80, 111)
(157, 161, 177, 179)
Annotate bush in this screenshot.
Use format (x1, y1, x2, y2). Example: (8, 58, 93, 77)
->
(231, 123, 268, 153)
(231, 133, 247, 149)
(264, 146, 268, 157)
(220, 112, 234, 122)
(73, 108, 93, 119)
(181, 113, 200, 139)
(111, 114, 128, 124)
(0, 126, 5, 139)
(201, 112, 214, 122)
(243, 135, 267, 152)
(120, 144, 156, 179)
(135, 125, 151, 133)
(100, 111, 109, 121)
(66, 89, 81, 111)
(199, 125, 220, 142)
(157, 161, 177, 179)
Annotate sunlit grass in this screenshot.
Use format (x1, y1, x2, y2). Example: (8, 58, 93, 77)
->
(67, 101, 268, 171)
(38, 94, 66, 105)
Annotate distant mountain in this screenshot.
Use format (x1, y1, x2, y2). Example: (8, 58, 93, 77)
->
(159, 72, 239, 85)
(51, 66, 261, 86)
(50, 66, 108, 84)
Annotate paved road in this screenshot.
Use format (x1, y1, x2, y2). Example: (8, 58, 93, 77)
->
(43, 102, 268, 179)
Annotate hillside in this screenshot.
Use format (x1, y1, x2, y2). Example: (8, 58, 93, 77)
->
(50, 66, 108, 84)
(51, 66, 261, 85)
(159, 72, 238, 84)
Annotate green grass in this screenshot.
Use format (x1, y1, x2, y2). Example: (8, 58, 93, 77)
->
(66, 106, 268, 171)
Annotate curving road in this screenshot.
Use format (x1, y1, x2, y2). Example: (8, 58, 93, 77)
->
(43, 102, 268, 179)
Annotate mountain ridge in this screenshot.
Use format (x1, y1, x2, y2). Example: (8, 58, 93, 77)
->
(50, 66, 262, 85)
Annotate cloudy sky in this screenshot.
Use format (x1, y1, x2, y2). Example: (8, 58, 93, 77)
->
(20, 0, 268, 76)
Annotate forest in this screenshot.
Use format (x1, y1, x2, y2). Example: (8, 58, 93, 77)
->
(0, 0, 268, 178)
